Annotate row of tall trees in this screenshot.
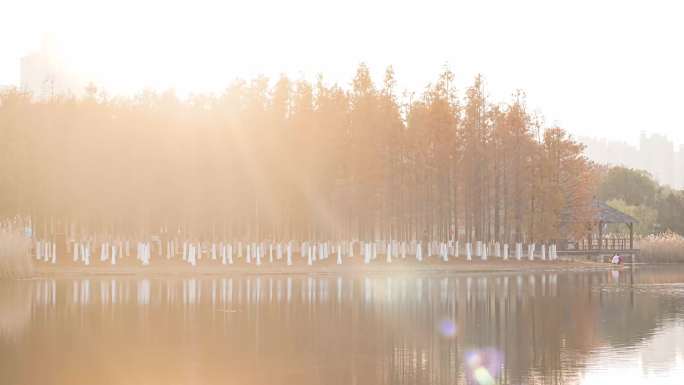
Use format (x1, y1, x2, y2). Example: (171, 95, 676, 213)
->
(0, 65, 597, 243)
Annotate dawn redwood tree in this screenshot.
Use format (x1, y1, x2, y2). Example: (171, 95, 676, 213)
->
(0, 67, 599, 246)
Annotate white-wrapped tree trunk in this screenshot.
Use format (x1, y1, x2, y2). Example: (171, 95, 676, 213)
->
(82, 243, 89, 265)
(286, 243, 292, 266)
(256, 244, 262, 266)
(528, 243, 535, 261)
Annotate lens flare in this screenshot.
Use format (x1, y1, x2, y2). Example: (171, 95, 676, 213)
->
(438, 319, 457, 337)
(473, 367, 495, 385)
(465, 348, 503, 385)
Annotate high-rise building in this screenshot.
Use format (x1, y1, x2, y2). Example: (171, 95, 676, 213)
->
(580, 134, 682, 190)
(640, 132, 676, 188)
(677, 145, 684, 190)
(579, 136, 640, 169)
(20, 37, 80, 99)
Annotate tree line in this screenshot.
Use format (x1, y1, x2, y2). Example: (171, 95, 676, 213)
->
(599, 166, 684, 235)
(0, 64, 596, 243)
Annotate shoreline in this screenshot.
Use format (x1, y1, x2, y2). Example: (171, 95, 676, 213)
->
(31, 259, 625, 278)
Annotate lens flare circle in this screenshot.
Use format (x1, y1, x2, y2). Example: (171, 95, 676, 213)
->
(438, 319, 457, 337)
(465, 348, 503, 385)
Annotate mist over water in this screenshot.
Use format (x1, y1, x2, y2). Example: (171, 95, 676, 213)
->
(2, 267, 684, 385)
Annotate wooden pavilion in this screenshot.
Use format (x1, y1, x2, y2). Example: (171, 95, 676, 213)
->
(559, 200, 639, 255)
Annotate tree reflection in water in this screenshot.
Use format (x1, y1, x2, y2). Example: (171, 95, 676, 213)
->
(1, 267, 683, 385)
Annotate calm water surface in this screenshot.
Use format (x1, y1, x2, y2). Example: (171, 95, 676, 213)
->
(2, 266, 684, 385)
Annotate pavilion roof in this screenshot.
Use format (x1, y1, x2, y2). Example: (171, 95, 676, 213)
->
(593, 200, 639, 224)
(561, 200, 639, 224)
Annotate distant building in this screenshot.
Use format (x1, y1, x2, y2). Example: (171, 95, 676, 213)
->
(678, 145, 684, 190)
(580, 134, 682, 190)
(20, 37, 80, 99)
(640, 132, 676, 188)
(579, 136, 642, 171)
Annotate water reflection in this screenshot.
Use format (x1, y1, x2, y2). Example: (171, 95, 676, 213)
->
(1, 267, 683, 385)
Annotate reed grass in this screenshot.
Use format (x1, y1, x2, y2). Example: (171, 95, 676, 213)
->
(639, 231, 684, 262)
(0, 230, 33, 279)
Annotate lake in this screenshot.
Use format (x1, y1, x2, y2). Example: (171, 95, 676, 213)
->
(1, 266, 683, 385)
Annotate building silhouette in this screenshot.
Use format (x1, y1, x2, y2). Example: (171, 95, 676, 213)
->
(20, 37, 80, 99)
(678, 145, 684, 189)
(640, 132, 676, 188)
(580, 133, 682, 190)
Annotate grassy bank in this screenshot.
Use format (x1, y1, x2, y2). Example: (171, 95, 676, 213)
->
(0, 231, 33, 279)
(33, 255, 609, 277)
(639, 232, 684, 262)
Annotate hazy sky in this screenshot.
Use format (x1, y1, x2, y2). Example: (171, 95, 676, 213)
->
(1, 0, 682, 147)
